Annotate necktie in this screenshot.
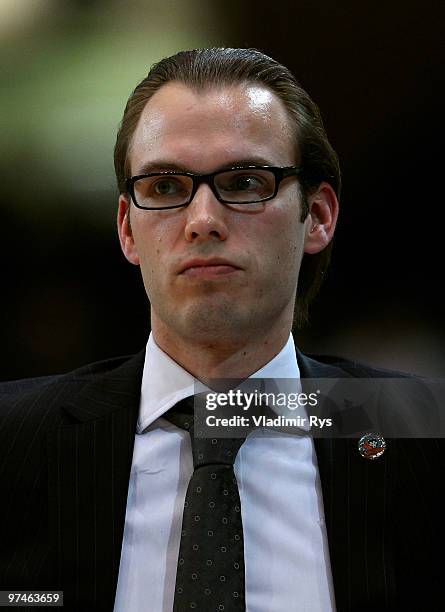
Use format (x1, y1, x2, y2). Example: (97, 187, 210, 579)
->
(165, 396, 246, 611)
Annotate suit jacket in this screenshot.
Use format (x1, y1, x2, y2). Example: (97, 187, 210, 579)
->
(0, 349, 443, 611)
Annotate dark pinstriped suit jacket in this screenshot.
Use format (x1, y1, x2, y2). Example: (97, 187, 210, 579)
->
(0, 349, 443, 611)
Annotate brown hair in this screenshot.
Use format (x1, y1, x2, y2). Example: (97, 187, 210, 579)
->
(114, 47, 341, 327)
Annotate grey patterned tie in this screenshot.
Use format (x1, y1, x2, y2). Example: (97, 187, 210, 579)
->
(165, 396, 246, 611)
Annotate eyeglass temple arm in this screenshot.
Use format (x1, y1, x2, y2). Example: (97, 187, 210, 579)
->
(281, 167, 301, 179)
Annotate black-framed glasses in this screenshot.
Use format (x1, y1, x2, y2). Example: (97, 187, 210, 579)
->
(125, 166, 301, 210)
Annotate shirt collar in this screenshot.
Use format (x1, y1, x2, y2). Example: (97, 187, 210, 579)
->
(137, 331, 301, 433)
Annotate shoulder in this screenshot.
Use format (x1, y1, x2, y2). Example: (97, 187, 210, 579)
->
(298, 349, 416, 379)
(0, 353, 142, 421)
(0, 354, 136, 392)
(300, 351, 441, 437)
(0, 352, 145, 498)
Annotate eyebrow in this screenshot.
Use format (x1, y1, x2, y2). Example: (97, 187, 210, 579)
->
(133, 157, 276, 176)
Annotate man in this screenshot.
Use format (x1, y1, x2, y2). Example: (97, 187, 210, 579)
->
(0, 48, 443, 612)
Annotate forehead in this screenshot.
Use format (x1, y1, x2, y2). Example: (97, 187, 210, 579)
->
(129, 82, 296, 173)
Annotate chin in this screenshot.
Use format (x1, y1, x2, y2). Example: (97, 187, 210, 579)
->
(169, 302, 251, 340)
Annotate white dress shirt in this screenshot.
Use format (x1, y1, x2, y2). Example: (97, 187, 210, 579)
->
(114, 333, 336, 612)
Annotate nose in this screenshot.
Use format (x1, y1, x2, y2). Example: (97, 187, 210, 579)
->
(184, 184, 229, 243)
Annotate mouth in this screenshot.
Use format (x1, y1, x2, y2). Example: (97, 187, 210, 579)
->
(179, 258, 242, 279)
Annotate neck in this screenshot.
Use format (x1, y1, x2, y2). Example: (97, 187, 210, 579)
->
(151, 318, 292, 382)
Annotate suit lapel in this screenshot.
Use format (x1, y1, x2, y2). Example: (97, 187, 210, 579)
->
(297, 350, 395, 610)
(46, 351, 145, 610)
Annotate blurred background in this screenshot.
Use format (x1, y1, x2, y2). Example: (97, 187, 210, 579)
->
(1, 0, 444, 379)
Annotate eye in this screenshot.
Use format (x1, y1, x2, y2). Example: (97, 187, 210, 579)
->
(133, 174, 192, 209)
(153, 178, 183, 196)
(227, 174, 266, 191)
(215, 169, 273, 202)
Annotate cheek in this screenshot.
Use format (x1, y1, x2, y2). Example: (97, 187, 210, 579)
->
(245, 206, 303, 269)
(132, 213, 179, 275)
(131, 235, 166, 299)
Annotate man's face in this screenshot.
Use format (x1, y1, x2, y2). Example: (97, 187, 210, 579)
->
(119, 82, 312, 345)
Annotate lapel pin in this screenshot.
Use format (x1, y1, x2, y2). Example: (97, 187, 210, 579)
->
(358, 432, 386, 459)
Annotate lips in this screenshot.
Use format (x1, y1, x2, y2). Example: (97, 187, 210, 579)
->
(179, 258, 242, 278)
(179, 258, 241, 274)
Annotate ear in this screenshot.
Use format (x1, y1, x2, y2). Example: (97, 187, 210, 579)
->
(303, 182, 339, 254)
(117, 196, 140, 265)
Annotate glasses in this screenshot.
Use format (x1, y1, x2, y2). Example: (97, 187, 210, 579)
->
(126, 166, 301, 210)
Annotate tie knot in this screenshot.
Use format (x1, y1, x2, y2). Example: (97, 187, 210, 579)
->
(190, 433, 244, 468)
(165, 398, 245, 468)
